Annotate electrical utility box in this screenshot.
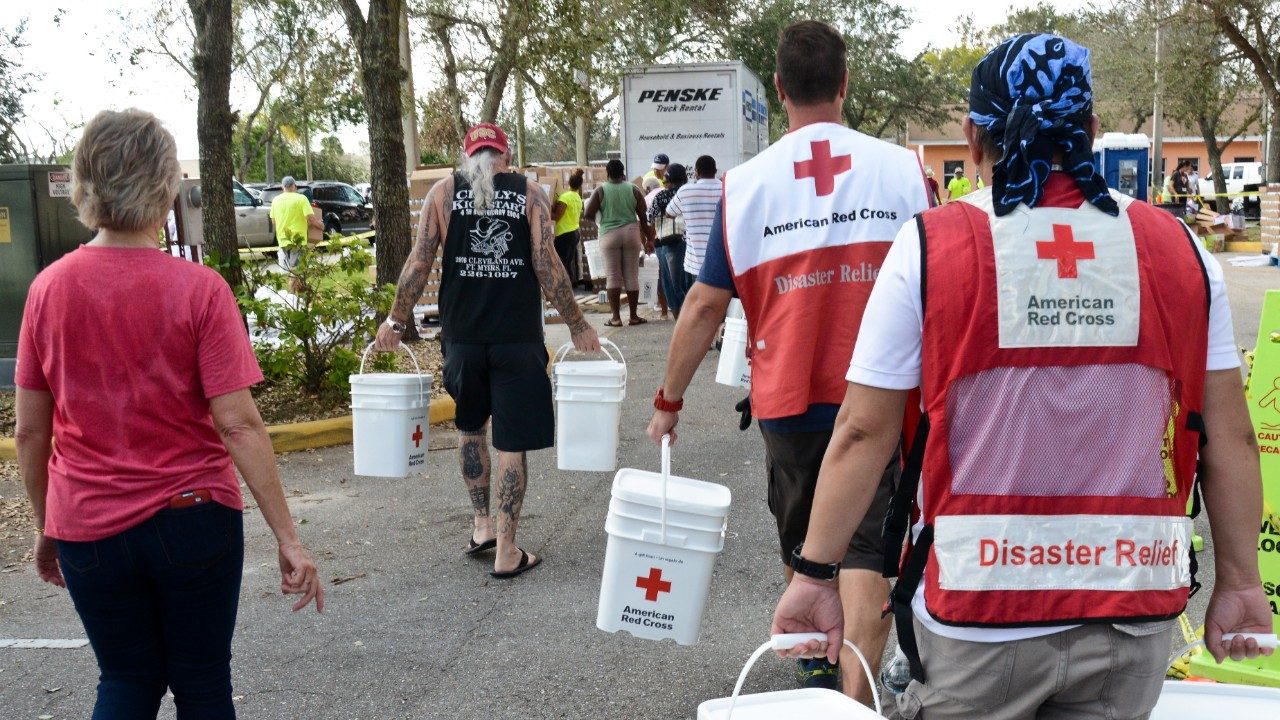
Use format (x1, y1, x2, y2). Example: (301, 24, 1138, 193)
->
(0, 164, 94, 387)
(1092, 133, 1150, 202)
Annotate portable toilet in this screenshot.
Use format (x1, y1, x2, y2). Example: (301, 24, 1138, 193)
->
(1093, 132, 1149, 201)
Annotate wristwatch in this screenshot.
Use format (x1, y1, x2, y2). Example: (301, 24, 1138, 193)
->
(789, 543, 840, 581)
(653, 388, 684, 412)
(383, 318, 408, 334)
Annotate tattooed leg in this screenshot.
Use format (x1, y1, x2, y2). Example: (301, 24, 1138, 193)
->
(493, 450, 534, 572)
(459, 426, 493, 545)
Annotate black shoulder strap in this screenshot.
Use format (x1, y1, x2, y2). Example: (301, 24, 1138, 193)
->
(915, 212, 928, 317)
(888, 524, 933, 683)
(882, 415, 929, 578)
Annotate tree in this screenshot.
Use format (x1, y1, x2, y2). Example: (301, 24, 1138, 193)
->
(189, 0, 242, 290)
(337, 0, 415, 336)
(0, 20, 34, 163)
(1198, 0, 1280, 182)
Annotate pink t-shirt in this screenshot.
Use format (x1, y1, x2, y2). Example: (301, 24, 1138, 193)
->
(16, 246, 263, 541)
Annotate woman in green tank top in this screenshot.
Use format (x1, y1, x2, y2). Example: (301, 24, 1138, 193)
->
(584, 160, 654, 326)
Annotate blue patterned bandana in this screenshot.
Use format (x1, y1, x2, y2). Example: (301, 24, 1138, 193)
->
(968, 34, 1118, 217)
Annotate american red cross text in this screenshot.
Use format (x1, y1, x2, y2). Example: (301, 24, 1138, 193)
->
(1036, 224, 1095, 279)
(793, 140, 851, 197)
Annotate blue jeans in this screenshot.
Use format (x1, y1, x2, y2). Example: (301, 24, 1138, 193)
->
(656, 242, 691, 313)
(58, 501, 245, 720)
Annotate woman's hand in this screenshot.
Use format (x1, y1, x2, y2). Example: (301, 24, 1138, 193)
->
(279, 541, 325, 613)
(34, 534, 65, 588)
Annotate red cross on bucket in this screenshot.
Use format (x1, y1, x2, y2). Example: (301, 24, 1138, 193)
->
(635, 567, 672, 602)
(412, 425, 424, 448)
(793, 140, 851, 197)
(1036, 224, 1095, 279)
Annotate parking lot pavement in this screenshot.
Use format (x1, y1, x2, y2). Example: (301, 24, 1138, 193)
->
(3, 257, 1272, 718)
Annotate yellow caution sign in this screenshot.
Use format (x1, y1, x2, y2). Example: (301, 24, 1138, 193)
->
(1189, 289, 1280, 687)
(0, 206, 10, 243)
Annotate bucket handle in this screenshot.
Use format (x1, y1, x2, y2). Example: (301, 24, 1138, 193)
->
(357, 342, 427, 402)
(660, 434, 671, 545)
(552, 338, 626, 368)
(723, 634, 882, 720)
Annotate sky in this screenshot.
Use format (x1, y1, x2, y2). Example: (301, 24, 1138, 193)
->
(8, 0, 1071, 162)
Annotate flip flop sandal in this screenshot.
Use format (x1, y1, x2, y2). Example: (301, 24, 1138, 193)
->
(489, 549, 542, 579)
(604, 319, 624, 327)
(629, 317, 648, 325)
(464, 537, 496, 556)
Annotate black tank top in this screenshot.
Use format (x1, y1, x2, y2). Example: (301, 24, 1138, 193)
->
(440, 172, 543, 343)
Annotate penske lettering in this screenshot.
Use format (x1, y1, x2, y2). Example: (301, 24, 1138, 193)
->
(637, 88, 724, 103)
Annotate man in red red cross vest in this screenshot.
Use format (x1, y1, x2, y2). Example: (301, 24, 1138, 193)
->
(772, 32, 1273, 719)
(646, 20, 930, 703)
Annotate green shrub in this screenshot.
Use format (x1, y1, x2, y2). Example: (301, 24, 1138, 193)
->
(208, 238, 396, 397)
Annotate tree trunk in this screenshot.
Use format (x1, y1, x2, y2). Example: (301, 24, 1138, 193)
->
(345, 0, 418, 339)
(189, 0, 242, 290)
(1269, 94, 1280, 184)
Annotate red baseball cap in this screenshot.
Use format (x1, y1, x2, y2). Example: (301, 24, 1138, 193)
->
(463, 123, 509, 157)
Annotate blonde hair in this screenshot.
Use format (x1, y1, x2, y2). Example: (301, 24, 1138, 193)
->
(72, 109, 181, 232)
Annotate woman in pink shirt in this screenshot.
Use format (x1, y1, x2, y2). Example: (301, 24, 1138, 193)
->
(14, 109, 323, 720)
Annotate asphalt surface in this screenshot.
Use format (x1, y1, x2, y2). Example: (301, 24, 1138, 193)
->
(2, 256, 1277, 719)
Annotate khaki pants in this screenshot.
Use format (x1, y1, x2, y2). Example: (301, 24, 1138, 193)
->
(899, 619, 1173, 720)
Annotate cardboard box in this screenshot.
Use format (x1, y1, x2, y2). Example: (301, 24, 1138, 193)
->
(409, 165, 454, 202)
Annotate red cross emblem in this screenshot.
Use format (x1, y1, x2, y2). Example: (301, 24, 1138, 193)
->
(1036, 224, 1095, 279)
(635, 567, 672, 602)
(411, 425, 424, 448)
(793, 140, 851, 197)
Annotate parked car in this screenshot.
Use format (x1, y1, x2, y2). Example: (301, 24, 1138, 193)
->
(242, 182, 268, 200)
(260, 180, 374, 238)
(354, 182, 372, 202)
(233, 179, 274, 247)
(1197, 161, 1264, 218)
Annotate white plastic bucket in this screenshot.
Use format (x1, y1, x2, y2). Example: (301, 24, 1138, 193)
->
(349, 343, 431, 478)
(554, 339, 627, 471)
(584, 239, 606, 280)
(597, 436, 732, 645)
(1150, 680, 1280, 717)
(716, 317, 751, 388)
(637, 253, 660, 307)
(698, 634, 883, 719)
(726, 298, 745, 320)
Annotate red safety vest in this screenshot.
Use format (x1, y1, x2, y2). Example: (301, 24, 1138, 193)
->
(722, 122, 930, 420)
(902, 178, 1209, 628)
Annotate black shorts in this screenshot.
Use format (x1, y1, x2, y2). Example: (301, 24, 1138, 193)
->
(442, 341, 553, 452)
(760, 425, 900, 571)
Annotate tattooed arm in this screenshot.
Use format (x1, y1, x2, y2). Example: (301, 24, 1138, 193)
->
(374, 177, 452, 351)
(527, 183, 601, 353)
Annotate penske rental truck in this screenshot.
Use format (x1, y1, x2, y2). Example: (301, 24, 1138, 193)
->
(620, 62, 770, 179)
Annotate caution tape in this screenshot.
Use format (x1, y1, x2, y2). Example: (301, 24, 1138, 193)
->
(1167, 613, 1204, 679)
(236, 230, 376, 256)
(1162, 190, 1265, 202)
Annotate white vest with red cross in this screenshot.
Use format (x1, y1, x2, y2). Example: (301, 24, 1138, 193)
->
(722, 122, 931, 420)
(911, 181, 1209, 627)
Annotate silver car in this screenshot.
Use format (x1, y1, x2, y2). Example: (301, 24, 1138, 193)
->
(233, 180, 274, 247)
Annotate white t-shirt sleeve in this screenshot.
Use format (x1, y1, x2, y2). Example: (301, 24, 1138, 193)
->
(846, 220, 924, 390)
(847, 218, 1240, 388)
(1190, 234, 1240, 371)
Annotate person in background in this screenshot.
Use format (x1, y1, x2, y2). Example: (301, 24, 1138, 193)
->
(924, 166, 941, 205)
(16, 108, 323, 720)
(584, 159, 654, 327)
(643, 153, 669, 185)
(666, 154, 722, 283)
(552, 168, 586, 284)
(974, 171, 985, 189)
(648, 163, 690, 318)
(647, 21, 931, 703)
(946, 166, 972, 201)
(772, 33, 1273, 719)
(269, 175, 323, 292)
(642, 176, 671, 320)
(375, 123, 599, 579)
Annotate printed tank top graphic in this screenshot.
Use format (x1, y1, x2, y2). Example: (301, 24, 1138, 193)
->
(450, 175, 531, 281)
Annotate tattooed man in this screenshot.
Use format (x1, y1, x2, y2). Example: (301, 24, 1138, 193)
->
(376, 123, 599, 578)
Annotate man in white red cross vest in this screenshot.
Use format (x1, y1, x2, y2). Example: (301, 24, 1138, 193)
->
(646, 20, 931, 703)
(772, 33, 1274, 719)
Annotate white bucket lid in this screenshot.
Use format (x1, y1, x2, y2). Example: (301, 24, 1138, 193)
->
(699, 688, 874, 719)
(612, 468, 731, 517)
(350, 372, 431, 388)
(555, 360, 626, 379)
(1150, 681, 1280, 716)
